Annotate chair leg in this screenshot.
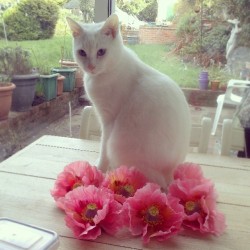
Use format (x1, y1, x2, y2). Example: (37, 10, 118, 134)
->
(221, 119, 233, 155)
(211, 95, 225, 135)
(244, 127, 250, 158)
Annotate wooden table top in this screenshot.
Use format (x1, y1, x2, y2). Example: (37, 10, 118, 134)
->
(0, 135, 249, 249)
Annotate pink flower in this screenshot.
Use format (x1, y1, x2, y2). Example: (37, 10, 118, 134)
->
(50, 161, 104, 209)
(174, 162, 204, 181)
(122, 183, 184, 244)
(102, 165, 148, 203)
(168, 178, 226, 236)
(64, 185, 122, 240)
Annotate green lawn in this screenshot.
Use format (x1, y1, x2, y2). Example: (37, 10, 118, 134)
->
(0, 38, 200, 88)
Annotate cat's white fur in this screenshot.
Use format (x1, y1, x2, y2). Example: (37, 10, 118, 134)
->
(67, 14, 191, 189)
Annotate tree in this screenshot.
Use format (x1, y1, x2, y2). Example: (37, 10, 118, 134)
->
(138, 0, 157, 22)
(174, 0, 249, 64)
(79, 0, 95, 22)
(116, 0, 147, 16)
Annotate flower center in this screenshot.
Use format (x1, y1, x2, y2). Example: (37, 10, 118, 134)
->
(143, 205, 162, 226)
(82, 203, 98, 222)
(184, 200, 200, 215)
(119, 184, 135, 198)
(72, 182, 82, 189)
(112, 180, 135, 198)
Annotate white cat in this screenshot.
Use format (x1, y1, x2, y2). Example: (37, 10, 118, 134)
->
(67, 14, 191, 190)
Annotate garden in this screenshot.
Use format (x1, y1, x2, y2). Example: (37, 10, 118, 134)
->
(0, 0, 249, 121)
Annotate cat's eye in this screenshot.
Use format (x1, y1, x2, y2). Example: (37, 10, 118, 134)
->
(78, 49, 87, 57)
(97, 49, 106, 57)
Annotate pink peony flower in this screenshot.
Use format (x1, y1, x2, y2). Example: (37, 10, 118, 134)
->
(63, 185, 123, 240)
(102, 165, 148, 203)
(174, 162, 205, 181)
(50, 161, 104, 209)
(168, 178, 226, 236)
(122, 183, 184, 244)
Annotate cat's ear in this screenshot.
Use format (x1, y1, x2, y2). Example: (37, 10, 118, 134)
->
(101, 14, 119, 39)
(66, 17, 82, 37)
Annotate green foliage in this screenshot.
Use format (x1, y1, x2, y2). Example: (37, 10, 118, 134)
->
(213, 0, 250, 47)
(79, 0, 95, 22)
(175, 0, 250, 58)
(0, 46, 33, 76)
(116, 0, 147, 16)
(138, 0, 157, 22)
(2, 0, 59, 41)
(203, 23, 229, 54)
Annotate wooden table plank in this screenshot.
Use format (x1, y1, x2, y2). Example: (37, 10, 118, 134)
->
(1, 135, 250, 249)
(186, 153, 250, 170)
(37, 135, 100, 153)
(0, 145, 99, 178)
(0, 172, 249, 250)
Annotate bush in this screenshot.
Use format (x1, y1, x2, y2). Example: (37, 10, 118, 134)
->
(203, 23, 229, 55)
(3, 0, 59, 41)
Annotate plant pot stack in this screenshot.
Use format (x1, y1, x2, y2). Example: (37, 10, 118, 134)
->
(59, 60, 84, 88)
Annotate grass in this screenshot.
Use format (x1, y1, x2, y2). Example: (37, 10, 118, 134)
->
(0, 38, 201, 88)
(129, 44, 201, 87)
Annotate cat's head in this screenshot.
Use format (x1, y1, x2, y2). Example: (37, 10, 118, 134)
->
(67, 14, 122, 76)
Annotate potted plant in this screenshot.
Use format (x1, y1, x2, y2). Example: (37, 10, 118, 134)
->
(0, 75, 15, 120)
(209, 66, 221, 91)
(59, 48, 83, 88)
(38, 66, 58, 101)
(0, 46, 40, 111)
(52, 49, 76, 92)
(58, 52, 83, 88)
(198, 71, 209, 90)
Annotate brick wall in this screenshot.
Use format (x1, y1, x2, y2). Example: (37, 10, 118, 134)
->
(122, 25, 177, 45)
(139, 26, 176, 44)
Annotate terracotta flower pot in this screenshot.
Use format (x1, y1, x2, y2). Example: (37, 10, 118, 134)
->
(0, 83, 16, 120)
(57, 74, 65, 96)
(210, 80, 220, 91)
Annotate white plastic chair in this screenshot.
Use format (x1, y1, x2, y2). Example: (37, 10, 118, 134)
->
(189, 117, 212, 153)
(211, 79, 250, 135)
(220, 119, 245, 156)
(79, 106, 101, 141)
(80, 106, 212, 154)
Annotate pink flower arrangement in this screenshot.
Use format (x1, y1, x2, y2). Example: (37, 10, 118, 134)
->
(122, 183, 184, 244)
(168, 163, 226, 236)
(50, 161, 104, 209)
(51, 161, 226, 243)
(101, 165, 148, 203)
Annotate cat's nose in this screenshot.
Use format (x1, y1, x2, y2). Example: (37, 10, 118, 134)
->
(88, 64, 95, 71)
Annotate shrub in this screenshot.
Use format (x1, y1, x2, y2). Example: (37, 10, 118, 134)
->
(3, 0, 59, 41)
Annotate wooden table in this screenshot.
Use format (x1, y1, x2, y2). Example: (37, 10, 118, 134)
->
(0, 135, 249, 249)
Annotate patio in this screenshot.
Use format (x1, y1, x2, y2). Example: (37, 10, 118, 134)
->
(1, 103, 235, 160)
